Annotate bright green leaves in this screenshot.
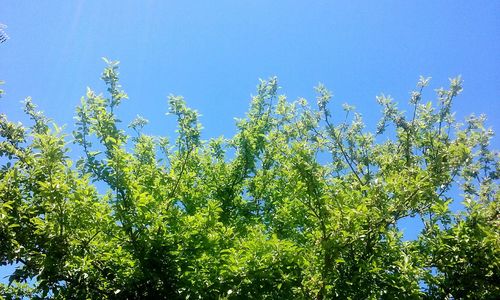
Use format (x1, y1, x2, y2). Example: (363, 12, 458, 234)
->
(22, 97, 50, 135)
(0, 115, 27, 163)
(315, 83, 331, 115)
(218, 226, 305, 299)
(128, 115, 149, 137)
(421, 199, 500, 298)
(168, 95, 202, 152)
(101, 57, 128, 110)
(1, 62, 498, 299)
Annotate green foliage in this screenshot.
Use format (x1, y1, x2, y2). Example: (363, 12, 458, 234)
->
(1, 60, 499, 299)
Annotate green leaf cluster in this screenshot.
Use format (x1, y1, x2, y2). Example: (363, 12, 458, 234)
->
(1, 62, 498, 299)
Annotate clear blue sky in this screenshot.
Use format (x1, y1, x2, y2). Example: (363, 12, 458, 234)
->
(1, 0, 499, 281)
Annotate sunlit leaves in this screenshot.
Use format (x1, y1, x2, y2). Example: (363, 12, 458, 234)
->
(0, 61, 498, 299)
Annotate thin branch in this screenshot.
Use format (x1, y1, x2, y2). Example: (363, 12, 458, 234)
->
(324, 115, 365, 185)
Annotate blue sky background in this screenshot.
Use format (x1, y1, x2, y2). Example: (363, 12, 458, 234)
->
(1, 0, 499, 282)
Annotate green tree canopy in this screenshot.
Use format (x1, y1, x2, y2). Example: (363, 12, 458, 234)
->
(1, 60, 499, 299)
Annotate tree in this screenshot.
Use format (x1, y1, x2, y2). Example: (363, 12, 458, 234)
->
(1, 60, 498, 299)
